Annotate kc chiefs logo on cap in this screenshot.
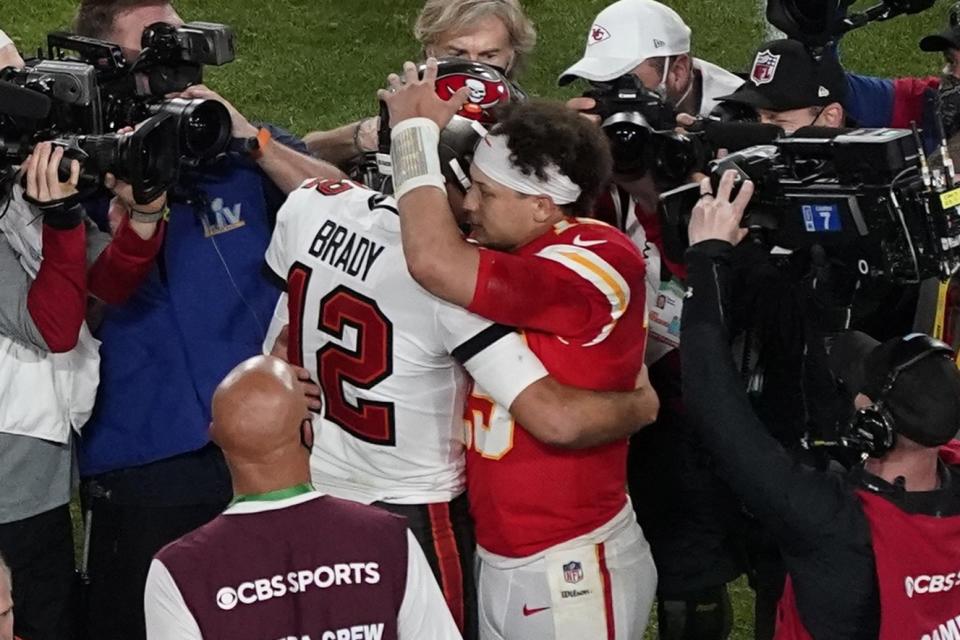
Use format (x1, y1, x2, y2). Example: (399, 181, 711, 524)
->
(588, 24, 611, 45)
(435, 73, 511, 124)
(750, 50, 781, 86)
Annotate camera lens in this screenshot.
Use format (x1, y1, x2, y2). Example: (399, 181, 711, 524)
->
(180, 99, 230, 159)
(149, 98, 231, 160)
(604, 122, 650, 175)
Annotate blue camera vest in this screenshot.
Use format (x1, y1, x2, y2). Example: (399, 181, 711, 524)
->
(79, 157, 282, 476)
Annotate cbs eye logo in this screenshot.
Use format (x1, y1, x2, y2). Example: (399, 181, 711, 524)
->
(216, 586, 239, 610)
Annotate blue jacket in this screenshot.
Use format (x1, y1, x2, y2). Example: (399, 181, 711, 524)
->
(79, 131, 303, 476)
(845, 73, 941, 152)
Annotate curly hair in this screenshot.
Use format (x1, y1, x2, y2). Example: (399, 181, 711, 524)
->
(490, 100, 612, 216)
(74, 0, 172, 39)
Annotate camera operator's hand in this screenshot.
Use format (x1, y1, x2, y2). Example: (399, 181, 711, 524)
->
(566, 97, 602, 125)
(171, 84, 258, 139)
(688, 169, 754, 246)
(104, 173, 165, 241)
(23, 142, 80, 207)
(101, 126, 165, 241)
(676, 113, 697, 129)
(103, 173, 167, 215)
(378, 58, 470, 129)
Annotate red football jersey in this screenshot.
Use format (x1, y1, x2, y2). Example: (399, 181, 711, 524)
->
(464, 217, 648, 558)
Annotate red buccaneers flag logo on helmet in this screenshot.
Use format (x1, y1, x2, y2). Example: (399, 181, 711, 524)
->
(434, 73, 511, 124)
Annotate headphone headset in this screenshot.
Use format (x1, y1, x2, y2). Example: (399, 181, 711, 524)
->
(842, 334, 954, 458)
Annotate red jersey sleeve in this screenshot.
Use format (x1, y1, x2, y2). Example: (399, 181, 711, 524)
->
(467, 229, 644, 343)
(27, 223, 87, 353)
(890, 76, 940, 129)
(88, 217, 165, 305)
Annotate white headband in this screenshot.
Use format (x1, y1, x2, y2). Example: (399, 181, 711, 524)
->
(472, 134, 582, 206)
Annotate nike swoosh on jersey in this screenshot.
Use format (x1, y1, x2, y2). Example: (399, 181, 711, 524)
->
(522, 605, 551, 616)
(572, 234, 607, 248)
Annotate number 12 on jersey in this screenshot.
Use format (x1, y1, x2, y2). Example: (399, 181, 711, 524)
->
(287, 263, 397, 446)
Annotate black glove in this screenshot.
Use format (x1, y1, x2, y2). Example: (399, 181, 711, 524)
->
(21, 191, 84, 230)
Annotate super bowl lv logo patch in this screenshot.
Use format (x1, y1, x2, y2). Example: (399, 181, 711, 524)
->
(202, 198, 246, 237)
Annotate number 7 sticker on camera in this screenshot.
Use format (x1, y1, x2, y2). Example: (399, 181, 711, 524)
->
(802, 203, 842, 232)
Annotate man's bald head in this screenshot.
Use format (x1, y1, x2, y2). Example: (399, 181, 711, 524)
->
(211, 356, 309, 470)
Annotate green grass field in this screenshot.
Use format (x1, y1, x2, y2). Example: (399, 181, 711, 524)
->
(9, 0, 954, 638)
(7, 0, 953, 135)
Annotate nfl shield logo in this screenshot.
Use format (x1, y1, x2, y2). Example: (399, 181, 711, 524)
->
(750, 50, 781, 87)
(563, 561, 584, 584)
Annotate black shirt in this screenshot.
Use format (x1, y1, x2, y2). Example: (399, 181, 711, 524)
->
(680, 239, 960, 639)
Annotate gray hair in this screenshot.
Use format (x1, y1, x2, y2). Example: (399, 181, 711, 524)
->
(414, 0, 537, 77)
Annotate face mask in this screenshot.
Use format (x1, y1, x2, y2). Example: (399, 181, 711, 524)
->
(808, 105, 827, 128)
(655, 56, 672, 100)
(657, 56, 695, 108)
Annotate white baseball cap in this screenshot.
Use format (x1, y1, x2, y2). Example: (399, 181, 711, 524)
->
(558, 0, 692, 86)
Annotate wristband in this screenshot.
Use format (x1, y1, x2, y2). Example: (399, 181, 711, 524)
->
(390, 118, 445, 201)
(0, 30, 11, 49)
(249, 127, 272, 160)
(42, 202, 84, 230)
(232, 127, 272, 160)
(130, 205, 169, 223)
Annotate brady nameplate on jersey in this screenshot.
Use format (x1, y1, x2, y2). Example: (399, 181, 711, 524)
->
(308, 218, 386, 283)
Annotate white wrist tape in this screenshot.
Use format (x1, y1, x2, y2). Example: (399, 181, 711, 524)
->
(0, 30, 12, 49)
(390, 118, 445, 200)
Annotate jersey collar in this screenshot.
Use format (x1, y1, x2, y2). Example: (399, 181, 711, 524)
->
(228, 483, 314, 508)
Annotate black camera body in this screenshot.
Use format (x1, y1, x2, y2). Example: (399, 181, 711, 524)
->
(48, 22, 234, 133)
(583, 75, 712, 182)
(659, 128, 960, 283)
(766, 0, 935, 47)
(1, 23, 235, 203)
(140, 21, 235, 68)
(582, 75, 783, 188)
(0, 60, 103, 134)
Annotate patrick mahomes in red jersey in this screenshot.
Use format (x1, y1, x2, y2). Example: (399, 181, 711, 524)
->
(380, 60, 659, 640)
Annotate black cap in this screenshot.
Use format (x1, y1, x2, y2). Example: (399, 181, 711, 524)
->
(920, 25, 960, 52)
(830, 331, 960, 448)
(716, 39, 848, 111)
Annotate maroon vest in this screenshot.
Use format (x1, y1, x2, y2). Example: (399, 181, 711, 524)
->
(775, 442, 960, 640)
(157, 495, 408, 640)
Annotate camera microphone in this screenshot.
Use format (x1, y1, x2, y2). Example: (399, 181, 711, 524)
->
(791, 126, 855, 139)
(0, 81, 52, 120)
(703, 121, 784, 152)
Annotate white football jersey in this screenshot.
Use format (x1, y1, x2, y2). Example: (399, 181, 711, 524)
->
(265, 178, 547, 505)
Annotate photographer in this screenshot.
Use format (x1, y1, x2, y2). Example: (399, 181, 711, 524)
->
(0, 134, 163, 640)
(710, 39, 928, 639)
(560, 0, 743, 119)
(682, 169, 960, 640)
(716, 39, 847, 133)
(554, 7, 747, 638)
(303, 0, 536, 165)
(68, 2, 343, 638)
(910, 9, 960, 145)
